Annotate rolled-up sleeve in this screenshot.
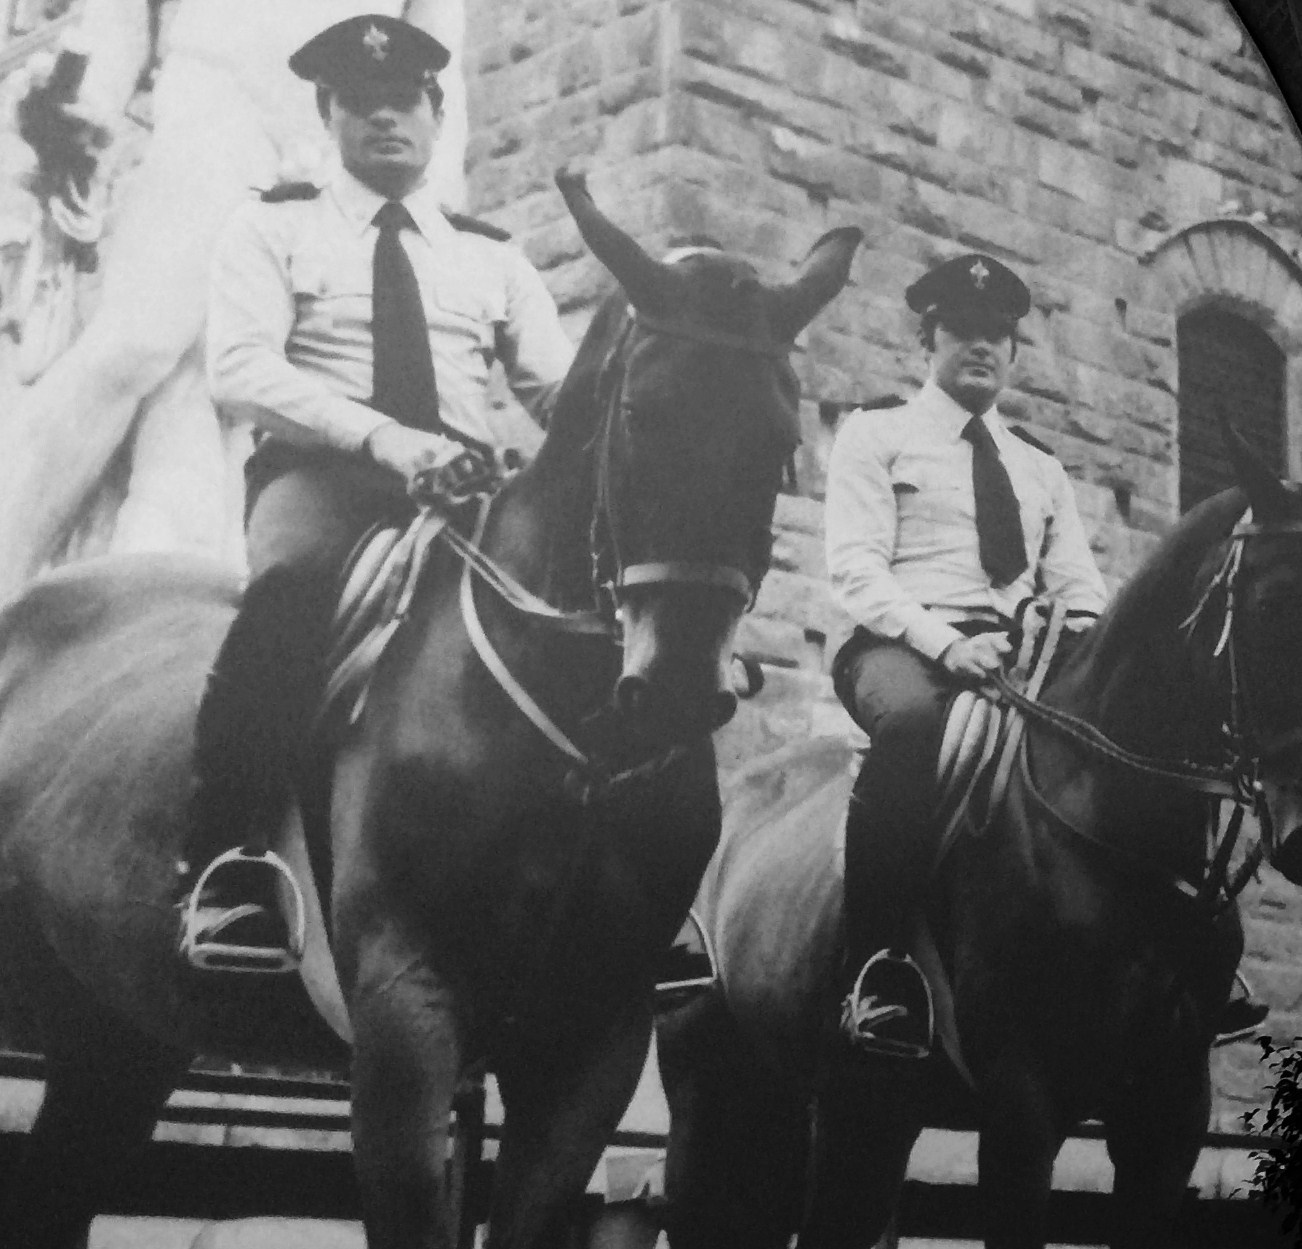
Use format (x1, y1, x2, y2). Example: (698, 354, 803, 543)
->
(824, 417, 964, 661)
(1037, 461, 1109, 616)
(496, 249, 574, 422)
(206, 205, 392, 455)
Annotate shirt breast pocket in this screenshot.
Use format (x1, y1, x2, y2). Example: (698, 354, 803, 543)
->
(291, 252, 371, 326)
(894, 463, 968, 527)
(429, 279, 496, 351)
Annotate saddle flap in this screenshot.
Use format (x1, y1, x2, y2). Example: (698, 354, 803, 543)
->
(320, 511, 449, 730)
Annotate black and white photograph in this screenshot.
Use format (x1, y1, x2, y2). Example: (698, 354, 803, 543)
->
(0, 1, 1301, 1246)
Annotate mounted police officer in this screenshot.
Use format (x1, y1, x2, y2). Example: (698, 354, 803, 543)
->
(824, 254, 1108, 1058)
(179, 14, 573, 972)
(826, 253, 1273, 1057)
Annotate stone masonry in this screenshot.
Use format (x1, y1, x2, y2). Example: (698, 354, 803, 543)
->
(463, 0, 1302, 1127)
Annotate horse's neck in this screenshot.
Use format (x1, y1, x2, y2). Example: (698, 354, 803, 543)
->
(1032, 597, 1222, 870)
(488, 451, 600, 614)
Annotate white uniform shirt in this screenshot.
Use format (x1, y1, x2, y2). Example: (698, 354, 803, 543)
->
(206, 163, 574, 459)
(825, 380, 1108, 662)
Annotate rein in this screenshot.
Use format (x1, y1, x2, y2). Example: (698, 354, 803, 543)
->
(448, 496, 687, 801)
(982, 514, 1302, 914)
(986, 676, 1237, 796)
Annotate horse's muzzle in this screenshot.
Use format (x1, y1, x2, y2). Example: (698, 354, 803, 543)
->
(615, 585, 743, 740)
(615, 673, 738, 735)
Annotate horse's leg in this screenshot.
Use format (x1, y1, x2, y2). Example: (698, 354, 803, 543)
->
(797, 1069, 922, 1249)
(0, 997, 186, 1249)
(348, 938, 463, 1249)
(1103, 1055, 1209, 1249)
(487, 999, 653, 1249)
(974, 1051, 1065, 1249)
(657, 990, 806, 1249)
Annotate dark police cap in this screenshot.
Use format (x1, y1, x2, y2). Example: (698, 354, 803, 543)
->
(905, 253, 1031, 324)
(289, 15, 451, 88)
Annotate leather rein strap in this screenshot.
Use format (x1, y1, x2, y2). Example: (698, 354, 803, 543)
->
(435, 511, 613, 636)
(985, 513, 1302, 912)
(442, 498, 685, 803)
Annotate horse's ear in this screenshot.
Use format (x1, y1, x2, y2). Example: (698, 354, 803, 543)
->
(768, 227, 862, 342)
(556, 167, 671, 313)
(1221, 412, 1294, 522)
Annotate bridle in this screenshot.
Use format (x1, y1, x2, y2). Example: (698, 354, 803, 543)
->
(589, 306, 798, 613)
(432, 295, 799, 801)
(1182, 517, 1302, 772)
(988, 512, 1302, 911)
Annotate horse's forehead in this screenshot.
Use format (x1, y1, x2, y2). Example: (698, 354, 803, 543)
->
(668, 253, 769, 314)
(670, 251, 761, 281)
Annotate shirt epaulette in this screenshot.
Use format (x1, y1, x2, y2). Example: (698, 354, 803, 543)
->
(258, 182, 323, 203)
(1010, 424, 1055, 456)
(855, 394, 907, 411)
(442, 210, 512, 242)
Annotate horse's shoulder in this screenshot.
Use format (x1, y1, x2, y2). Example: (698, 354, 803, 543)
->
(0, 555, 238, 664)
(720, 737, 858, 846)
(442, 209, 512, 242)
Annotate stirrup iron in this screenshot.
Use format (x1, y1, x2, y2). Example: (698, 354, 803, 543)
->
(840, 949, 934, 1061)
(180, 846, 307, 974)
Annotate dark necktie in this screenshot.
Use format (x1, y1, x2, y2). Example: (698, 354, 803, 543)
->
(371, 200, 441, 431)
(962, 415, 1028, 588)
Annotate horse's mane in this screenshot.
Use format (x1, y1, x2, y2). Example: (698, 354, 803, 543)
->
(1050, 487, 1247, 752)
(1071, 488, 1246, 672)
(534, 289, 632, 466)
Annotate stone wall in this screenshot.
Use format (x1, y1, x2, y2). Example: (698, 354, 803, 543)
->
(463, 0, 1302, 1127)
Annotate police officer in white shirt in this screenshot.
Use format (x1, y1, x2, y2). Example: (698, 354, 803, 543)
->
(180, 14, 573, 972)
(824, 253, 1107, 1057)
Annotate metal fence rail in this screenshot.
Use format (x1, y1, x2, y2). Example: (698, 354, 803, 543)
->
(0, 1051, 1287, 1245)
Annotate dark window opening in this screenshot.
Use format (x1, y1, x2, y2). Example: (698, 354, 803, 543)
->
(1178, 306, 1286, 512)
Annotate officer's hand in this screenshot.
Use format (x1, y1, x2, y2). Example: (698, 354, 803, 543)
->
(364, 423, 459, 483)
(410, 447, 499, 507)
(939, 632, 1011, 682)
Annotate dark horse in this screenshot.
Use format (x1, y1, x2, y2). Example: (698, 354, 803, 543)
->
(0, 172, 859, 1248)
(658, 434, 1302, 1249)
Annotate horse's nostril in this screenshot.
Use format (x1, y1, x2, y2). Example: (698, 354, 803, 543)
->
(616, 675, 650, 720)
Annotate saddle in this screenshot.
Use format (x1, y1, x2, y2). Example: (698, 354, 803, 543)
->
(840, 601, 1079, 1077)
(933, 600, 1075, 852)
(320, 510, 450, 732)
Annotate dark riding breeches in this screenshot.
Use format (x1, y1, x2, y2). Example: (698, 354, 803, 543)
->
(832, 632, 954, 965)
(187, 448, 414, 866)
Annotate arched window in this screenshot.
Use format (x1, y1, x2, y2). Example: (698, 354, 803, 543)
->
(1177, 306, 1286, 512)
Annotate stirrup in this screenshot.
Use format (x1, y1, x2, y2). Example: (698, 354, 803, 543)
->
(654, 909, 718, 1009)
(180, 847, 307, 975)
(1214, 969, 1270, 1047)
(840, 950, 934, 1061)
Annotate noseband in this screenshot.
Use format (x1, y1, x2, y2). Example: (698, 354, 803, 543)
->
(590, 307, 796, 610)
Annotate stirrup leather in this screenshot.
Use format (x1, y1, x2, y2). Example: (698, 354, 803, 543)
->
(840, 950, 934, 1060)
(180, 847, 307, 974)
